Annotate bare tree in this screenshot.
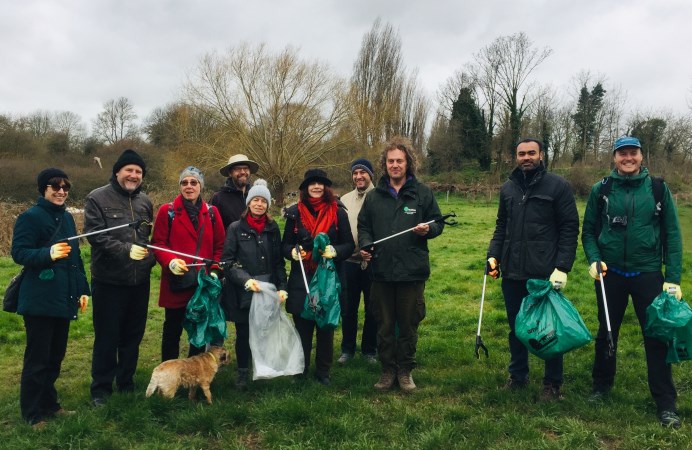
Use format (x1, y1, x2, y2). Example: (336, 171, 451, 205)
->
(472, 32, 552, 163)
(92, 97, 139, 145)
(53, 111, 87, 151)
(185, 43, 348, 201)
(349, 19, 428, 156)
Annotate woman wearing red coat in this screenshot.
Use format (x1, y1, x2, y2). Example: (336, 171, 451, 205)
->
(151, 166, 226, 361)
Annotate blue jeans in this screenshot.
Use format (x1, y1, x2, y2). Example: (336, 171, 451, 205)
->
(502, 278, 563, 385)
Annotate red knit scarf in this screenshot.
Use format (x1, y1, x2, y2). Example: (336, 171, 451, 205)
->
(297, 197, 337, 271)
(246, 214, 267, 235)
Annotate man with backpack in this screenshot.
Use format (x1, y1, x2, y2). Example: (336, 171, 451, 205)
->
(582, 135, 684, 428)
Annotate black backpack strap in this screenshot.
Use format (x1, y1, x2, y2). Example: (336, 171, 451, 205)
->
(596, 177, 611, 236)
(650, 176, 666, 262)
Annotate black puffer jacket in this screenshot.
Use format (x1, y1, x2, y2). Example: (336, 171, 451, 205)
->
(487, 164, 579, 280)
(281, 202, 354, 316)
(220, 217, 286, 322)
(357, 176, 444, 282)
(84, 178, 154, 285)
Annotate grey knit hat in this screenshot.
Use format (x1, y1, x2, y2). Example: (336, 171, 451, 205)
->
(179, 166, 204, 190)
(246, 179, 271, 207)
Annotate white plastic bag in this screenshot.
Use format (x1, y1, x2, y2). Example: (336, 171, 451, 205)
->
(249, 281, 305, 379)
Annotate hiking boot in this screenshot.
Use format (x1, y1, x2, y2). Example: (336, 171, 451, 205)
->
(236, 368, 249, 389)
(374, 369, 396, 391)
(397, 369, 416, 393)
(337, 353, 353, 364)
(659, 410, 681, 429)
(538, 383, 564, 402)
(505, 377, 528, 390)
(363, 353, 378, 365)
(314, 372, 331, 386)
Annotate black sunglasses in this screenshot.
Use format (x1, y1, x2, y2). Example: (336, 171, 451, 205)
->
(47, 182, 71, 192)
(180, 179, 199, 187)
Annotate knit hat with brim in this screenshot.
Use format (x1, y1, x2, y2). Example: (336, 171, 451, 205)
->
(299, 168, 332, 190)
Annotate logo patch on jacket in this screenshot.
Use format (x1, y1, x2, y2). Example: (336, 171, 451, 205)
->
(403, 206, 417, 215)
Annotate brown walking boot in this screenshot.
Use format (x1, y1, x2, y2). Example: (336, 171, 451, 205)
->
(374, 369, 396, 391)
(397, 369, 416, 393)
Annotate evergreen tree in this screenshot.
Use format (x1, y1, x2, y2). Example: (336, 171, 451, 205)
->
(450, 88, 491, 170)
(572, 83, 605, 163)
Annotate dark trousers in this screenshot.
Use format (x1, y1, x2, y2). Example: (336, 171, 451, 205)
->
(234, 321, 250, 369)
(21, 315, 70, 424)
(340, 261, 377, 356)
(371, 281, 426, 372)
(293, 314, 334, 376)
(161, 307, 205, 361)
(593, 271, 676, 412)
(90, 280, 149, 399)
(502, 278, 563, 385)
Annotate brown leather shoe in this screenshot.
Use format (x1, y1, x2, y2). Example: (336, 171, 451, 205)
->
(374, 369, 396, 391)
(397, 369, 416, 393)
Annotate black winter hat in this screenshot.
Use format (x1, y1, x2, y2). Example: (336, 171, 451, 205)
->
(350, 158, 374, 179)
(112, 149, 147, 177)
(37, 167, 69, 195)
(299, 169, 332, 190)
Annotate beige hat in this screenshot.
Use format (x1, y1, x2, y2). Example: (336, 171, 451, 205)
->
(219, 154, 259, 177)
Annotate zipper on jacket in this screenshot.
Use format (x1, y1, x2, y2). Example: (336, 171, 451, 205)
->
(129, 196, 138, 285)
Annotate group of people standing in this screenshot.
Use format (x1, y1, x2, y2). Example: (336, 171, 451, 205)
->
(9, 134, 685, 430)
(11, 136, 445, 428)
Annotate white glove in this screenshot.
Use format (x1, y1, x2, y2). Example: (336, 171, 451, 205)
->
(50, 242, 71, 261)
(169, 258, 188, 275)
(291, 246, 307, 261)
(244, 279, 260, 292)
(129, 244, 148, 261)
(589, 262, 607, 280)
(278, 290, 288, 303)
(321, 245, 336, 259)
(663, 282, 683, 301)
(549, 269, 568, 290)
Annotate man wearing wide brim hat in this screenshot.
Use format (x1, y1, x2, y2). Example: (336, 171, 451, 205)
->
(211, 154, 260, 228)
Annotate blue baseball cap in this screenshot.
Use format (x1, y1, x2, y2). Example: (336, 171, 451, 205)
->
(613, 136, 642, 153)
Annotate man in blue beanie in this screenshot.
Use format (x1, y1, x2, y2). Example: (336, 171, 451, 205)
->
(338, 158, 378, 365)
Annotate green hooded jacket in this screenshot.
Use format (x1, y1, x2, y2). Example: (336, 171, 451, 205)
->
(581, 167, 682, 283)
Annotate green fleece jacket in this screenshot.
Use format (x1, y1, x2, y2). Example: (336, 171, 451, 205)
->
(581, 167, 682, 283)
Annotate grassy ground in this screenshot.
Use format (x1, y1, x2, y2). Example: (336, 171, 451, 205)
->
(0, 194, 690, 449)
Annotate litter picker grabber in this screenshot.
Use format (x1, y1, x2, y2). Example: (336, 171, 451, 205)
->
(475, 262, 490, 359)
(596, 260, 615, 357)
(145, 243, 222, 268)
(57, 219, 150, 243)
(296, 244, 318, 313)
(360, 213, 458, 264)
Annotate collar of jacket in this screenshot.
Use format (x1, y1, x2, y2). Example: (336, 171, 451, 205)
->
(609, 166, 649, 186)
(376, 175, 416, 197)
(355, 183, 375, 198)
(238, 215, 278, 235)
(509, 162, 546, 189)
(109, 176, 142, 197)
(36, 196, 66, 214)
(220, 177, 248, 194)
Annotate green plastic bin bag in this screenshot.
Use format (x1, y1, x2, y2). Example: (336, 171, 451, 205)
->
(183, 269, 227, 348)
(645, 291, 692, 343)
(300, 233, 341, 330)
(667, 319, 692, 364)
(515, 279, 592, 360)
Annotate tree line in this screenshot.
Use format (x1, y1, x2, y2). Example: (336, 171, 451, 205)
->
(2, 20, 692, 198)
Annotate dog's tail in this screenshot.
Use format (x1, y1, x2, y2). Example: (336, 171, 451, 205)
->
(145, 371, 159, 398)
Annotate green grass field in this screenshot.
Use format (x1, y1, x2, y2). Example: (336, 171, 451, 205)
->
(0, 195, 690, 449)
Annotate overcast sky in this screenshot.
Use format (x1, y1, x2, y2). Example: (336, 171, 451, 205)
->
(2, 0, 691, 130)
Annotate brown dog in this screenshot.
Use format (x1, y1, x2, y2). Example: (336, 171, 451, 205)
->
(145, 346, 230, 404)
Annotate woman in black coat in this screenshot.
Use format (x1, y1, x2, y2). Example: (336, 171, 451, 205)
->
(11, 168, 90, 427)
(220, 179, 287, 388)
(281, 169, 354, 385)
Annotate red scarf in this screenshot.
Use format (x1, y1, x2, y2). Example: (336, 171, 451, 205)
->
(246, 214, 267, 235)
(297, 197, 337, 271)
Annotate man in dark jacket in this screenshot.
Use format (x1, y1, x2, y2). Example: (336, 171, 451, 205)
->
(582, 136, 684, 428)
(85, 149, 155, 407)
(210, 154, 260, 229)
(487, 138, 579, 401)
(358, 137, 444, 393)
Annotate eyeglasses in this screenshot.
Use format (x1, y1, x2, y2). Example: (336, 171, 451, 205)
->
(180, 180, 199, 187)
(47, 183, 71, 192)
